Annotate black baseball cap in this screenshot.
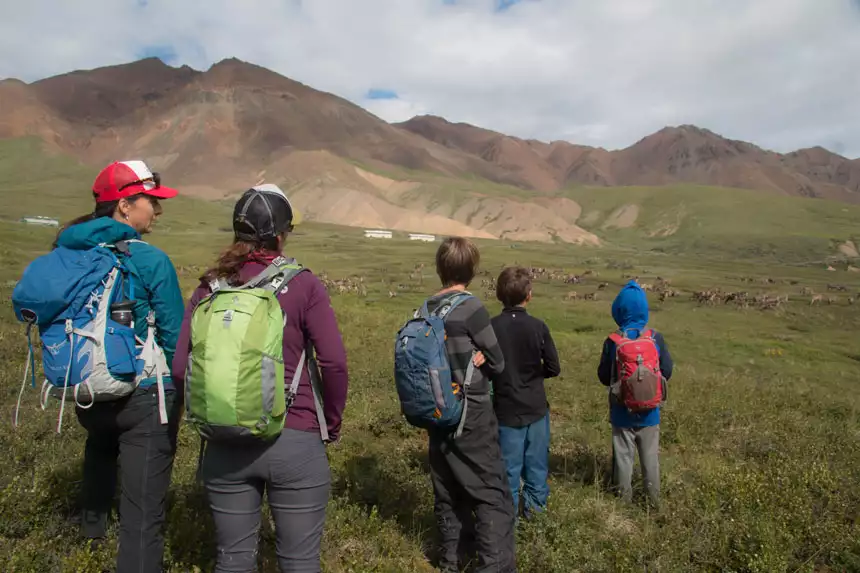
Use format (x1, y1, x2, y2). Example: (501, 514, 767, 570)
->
(232, 184, 302, 241)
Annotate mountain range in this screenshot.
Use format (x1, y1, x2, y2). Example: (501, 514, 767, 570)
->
(1, 57, 858, 243)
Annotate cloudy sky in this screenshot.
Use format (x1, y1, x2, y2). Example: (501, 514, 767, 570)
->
(2, 0, 859, 157)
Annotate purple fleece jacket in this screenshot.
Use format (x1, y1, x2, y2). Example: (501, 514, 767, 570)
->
(172, 255, 349, 441)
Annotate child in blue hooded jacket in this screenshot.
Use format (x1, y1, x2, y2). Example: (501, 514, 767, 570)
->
(597, 281, 673, 507)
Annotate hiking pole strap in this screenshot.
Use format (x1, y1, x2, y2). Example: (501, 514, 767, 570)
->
(288, 349, 307, 402)
(454, 353, 477, 439)
(306, 343, 330, 442)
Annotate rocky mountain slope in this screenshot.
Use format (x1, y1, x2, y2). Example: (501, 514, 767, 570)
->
(1, 57, 857, 245)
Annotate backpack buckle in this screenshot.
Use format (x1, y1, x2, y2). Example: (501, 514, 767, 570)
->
(285, 391, 296, 408)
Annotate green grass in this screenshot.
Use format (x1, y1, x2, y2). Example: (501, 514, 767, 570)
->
(563, 184, 860, 264)
(2, 138, 860, 572)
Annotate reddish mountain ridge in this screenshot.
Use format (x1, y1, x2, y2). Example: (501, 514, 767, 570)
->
(397, 117, 860, 202)
(1, 57, 858, 205)
(0, 58, 523, 189)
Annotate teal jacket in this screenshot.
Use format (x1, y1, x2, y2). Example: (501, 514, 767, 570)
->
(56, 217, 184, 389)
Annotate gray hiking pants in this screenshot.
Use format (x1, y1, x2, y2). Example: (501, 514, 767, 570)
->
(611, 425, 660, 506)
(201, 428, 331, 573)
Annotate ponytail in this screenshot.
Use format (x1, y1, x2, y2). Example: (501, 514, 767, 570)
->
(202, 236, 281, 284)
(52, 199, 119, 249)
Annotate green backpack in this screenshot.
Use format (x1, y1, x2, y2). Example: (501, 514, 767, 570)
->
(185, 256, 319, 443)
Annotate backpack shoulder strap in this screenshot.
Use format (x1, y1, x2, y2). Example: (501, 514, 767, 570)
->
(101, 238, 146, 255)
(207, 278, 230, 294)
(268, 256, 309, 295)
(432, 291, 474, 319)
(608, 332, 624, 345)
(239, 256, 307, 293)
(95, 241, 143, 302)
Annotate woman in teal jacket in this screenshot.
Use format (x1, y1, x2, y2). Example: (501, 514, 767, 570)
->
(54, 161, 185, 573)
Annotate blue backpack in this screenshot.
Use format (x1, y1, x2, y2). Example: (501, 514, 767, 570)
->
(11, 240, 170, 433)
(394, 292, 476, 438)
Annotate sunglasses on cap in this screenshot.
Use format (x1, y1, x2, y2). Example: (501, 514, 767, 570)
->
(119, 171, 161, 192)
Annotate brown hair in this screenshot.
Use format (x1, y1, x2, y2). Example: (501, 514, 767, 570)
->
(496, 266, 532, 307)
(435, 236, 480, 287)
(52, 194, 146, 248)
(202, 236, 281, 284)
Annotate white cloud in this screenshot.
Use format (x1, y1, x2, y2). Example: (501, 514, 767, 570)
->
(1, 0, 859, 157)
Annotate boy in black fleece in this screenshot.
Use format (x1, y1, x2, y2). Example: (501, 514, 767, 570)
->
(491, 266, 560, 519)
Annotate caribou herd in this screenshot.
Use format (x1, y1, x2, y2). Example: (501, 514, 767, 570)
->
(174, 262, 858, 312)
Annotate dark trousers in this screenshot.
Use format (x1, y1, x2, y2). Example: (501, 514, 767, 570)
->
(201, 428, 332, 573)
(498, 413, 550, 517)
(429, 395, 517, 573)
(75, 387, 179, 573)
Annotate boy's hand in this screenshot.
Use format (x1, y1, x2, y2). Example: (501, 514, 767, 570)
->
(473, 351, 486, 367)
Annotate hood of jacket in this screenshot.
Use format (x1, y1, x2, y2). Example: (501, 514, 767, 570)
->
(55, 217, 140, 250)
(611, 280, 649, 335)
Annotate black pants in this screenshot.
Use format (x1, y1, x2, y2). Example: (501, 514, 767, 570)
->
(429, 395, 517, 573)
(75, 386, 180, 573)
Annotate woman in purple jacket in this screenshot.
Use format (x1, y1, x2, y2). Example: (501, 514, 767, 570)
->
(172, 184, 349, 572)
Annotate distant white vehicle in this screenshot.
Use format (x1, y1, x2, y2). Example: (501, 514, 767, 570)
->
(364, 229, 393, 239)
(408, 233, 436, 242)
(21, 216, 59, 227)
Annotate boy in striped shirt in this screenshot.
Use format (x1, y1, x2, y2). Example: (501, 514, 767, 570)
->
(425, 237, 517, 573)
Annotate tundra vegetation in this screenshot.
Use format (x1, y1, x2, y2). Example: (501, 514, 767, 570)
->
(0, 139, 859, 572)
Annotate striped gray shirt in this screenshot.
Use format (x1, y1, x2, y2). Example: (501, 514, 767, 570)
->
(426, 292, 505, 394)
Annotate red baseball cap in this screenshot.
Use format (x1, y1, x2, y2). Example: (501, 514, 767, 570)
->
(93, 160, 179, 203)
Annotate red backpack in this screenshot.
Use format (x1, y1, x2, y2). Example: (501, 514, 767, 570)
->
(608, 328, 663, 412)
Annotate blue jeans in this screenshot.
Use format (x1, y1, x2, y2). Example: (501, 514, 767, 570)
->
(498, 413, 550, 517)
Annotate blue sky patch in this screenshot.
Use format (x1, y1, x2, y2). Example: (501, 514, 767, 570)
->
(137, 45, 178, 64)
(366, 88, 399, 100)
(496, 0, 523, 11)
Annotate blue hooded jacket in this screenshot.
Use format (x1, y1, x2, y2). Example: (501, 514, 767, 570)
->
(598, 281, 673, 427)
(55, 217, 184, 389)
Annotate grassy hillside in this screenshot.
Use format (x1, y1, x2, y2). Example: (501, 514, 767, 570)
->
(3, 137, 859, 265)
(0, 138, 235, 231)
(564, 185, 860, 263)
(2, 214, 860, 572)
(2, 136, 860, 571)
